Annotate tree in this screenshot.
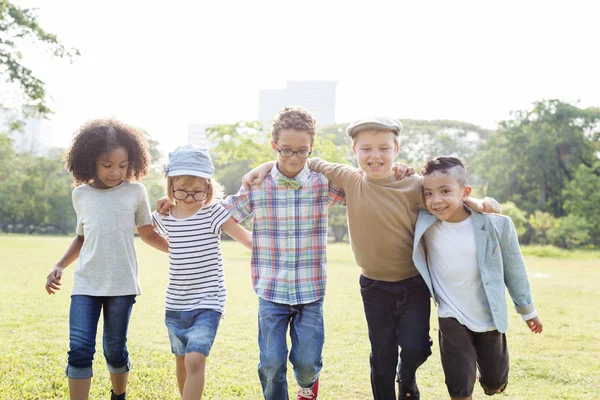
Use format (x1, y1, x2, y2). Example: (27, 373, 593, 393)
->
(528, 211, 557, 245)
(1, 0, 79, 125)
(474, 100, 600, 216)
(563, 161, 600, 244)
(399, 120, 491, 169)
(500, 201, 527, 240)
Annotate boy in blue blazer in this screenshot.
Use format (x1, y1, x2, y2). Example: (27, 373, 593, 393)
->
(412, 156, 543, 400)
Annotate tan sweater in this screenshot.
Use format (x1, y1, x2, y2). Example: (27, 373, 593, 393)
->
(310, 158, 423, 282)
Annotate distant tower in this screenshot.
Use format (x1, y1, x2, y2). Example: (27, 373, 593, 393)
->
(187, 123, 213, 149)
(259, 81, 337, 127)
(0, 108, 50, 155)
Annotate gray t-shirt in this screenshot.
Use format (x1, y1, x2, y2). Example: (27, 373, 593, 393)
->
(72, 181, 153, 296)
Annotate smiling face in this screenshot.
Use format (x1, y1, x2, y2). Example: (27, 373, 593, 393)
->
(352, 129, 399, 179)
(422, 169, 472, 223)
(271, 128, 314, 178)
(93, 146, 129, 189)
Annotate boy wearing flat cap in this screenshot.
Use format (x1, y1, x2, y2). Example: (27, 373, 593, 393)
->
(245, 116, 500, 400)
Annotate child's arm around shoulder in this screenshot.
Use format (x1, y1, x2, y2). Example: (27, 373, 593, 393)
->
(492, 213, 543, 334)
(465, 196, 502, 214)
(306, 157, 359, 190)
(242, 161, 275, 189)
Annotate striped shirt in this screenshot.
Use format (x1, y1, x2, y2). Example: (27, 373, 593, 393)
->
(222, 164, 346, 305)
(152, 203, 230, 312)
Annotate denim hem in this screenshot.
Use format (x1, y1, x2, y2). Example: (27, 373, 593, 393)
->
(107, 361, 130, 375)
(65, 364, 93, 379)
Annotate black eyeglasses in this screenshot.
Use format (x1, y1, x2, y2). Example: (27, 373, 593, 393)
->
(172, 186, 210, 202)
(275, 148, 312, 159)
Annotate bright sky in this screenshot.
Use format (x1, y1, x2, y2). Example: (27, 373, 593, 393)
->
(12, 0, 600, 151)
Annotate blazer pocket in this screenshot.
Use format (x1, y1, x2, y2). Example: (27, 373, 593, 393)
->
(491, 244, 501, 257)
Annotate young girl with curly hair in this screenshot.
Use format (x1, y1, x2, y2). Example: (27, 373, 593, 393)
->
(44, 119, 168, 400)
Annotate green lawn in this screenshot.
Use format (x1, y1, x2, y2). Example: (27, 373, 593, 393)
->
(1, 235, 599, 399)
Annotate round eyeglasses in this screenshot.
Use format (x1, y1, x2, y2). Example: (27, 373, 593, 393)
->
(275, 148, 312, 159)
(172, 187, 210, 202)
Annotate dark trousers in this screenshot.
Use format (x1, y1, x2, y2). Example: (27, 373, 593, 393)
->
(438, 317, 509, 398)
(360, 274, 432, 400)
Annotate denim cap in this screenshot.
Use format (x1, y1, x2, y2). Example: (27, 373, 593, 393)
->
(164, 144, 214, 178)
(346, 116, 403, 138)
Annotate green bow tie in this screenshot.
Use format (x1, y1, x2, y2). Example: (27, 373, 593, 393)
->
(278, 176, 301, 190)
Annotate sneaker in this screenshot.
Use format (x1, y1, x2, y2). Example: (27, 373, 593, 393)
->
(297, 378, 319, 399)
(110, 389, 126, 400)
(398, 379, 420, 399)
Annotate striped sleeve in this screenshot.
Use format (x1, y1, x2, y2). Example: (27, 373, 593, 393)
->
(210, 203, 231, 234)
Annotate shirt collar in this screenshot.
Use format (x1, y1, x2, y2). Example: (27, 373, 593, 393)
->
(270, 163, 311, 185)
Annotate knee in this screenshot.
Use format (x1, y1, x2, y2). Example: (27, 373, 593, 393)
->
(293, 359, 321, 383)
(68, 337, 96, 367)
(259, 356, 287, 381)
(103, 342, 128, 366)
(401, 343, 432, 366)
(185, 352, 207, 375)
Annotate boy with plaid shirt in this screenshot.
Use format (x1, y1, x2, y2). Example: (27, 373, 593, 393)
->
(222, 106, 345, 400)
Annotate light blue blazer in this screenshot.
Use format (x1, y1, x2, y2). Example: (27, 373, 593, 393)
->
(412, 207, 535, 333)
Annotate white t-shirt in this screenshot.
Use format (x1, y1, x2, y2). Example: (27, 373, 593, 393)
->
(152, 203, 230, 313)
(72, 181, 153, 296)
(424, 216, 496, 332)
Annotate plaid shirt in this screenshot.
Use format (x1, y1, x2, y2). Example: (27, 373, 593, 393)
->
(222, 164, 345, 305)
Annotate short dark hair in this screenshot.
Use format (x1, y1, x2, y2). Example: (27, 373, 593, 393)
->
(65, 119, 151, 186)
(421, 156, 468, 185)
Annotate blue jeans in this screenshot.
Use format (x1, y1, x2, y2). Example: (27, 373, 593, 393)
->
(257, 297, 324, 400)
(66, 295, 136, 379)
(165, 309, 222, 356)
(360, 275, 432, 400)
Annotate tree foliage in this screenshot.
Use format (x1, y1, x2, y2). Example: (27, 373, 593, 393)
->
(473, 100, 600, 216)
(563, 161, 600, 244)
(1, 0, 79, 124)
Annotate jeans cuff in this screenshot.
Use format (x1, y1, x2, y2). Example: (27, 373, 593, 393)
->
(65, 364, 93, 379)
(107, 360, 130, 375)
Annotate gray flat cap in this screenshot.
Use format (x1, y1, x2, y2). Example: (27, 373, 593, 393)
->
(346, 116, 403, 138)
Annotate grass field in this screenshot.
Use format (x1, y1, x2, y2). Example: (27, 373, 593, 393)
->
(1, 235, 599, 399)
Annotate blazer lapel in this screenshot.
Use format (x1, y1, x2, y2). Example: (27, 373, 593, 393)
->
(414, 209, 438, 251)
(469, 209, 489, 269)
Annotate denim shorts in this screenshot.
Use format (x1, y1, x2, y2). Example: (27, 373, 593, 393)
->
(165, 309, 222, 356)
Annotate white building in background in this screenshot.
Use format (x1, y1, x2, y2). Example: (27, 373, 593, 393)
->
(187, 123, 215, 149)
(0, 109, 51, 155)
(259, 81, 338, 127)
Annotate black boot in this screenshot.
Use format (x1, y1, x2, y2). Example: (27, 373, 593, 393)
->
(398, 379, 420, 400)
(110, 389, 126, 400)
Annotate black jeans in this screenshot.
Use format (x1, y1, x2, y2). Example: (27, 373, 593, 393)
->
(360, 274, 432, 400)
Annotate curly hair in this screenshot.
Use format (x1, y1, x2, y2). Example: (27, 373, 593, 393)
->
(65, 119, 151, 186)
(271, 106, 317, 142)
